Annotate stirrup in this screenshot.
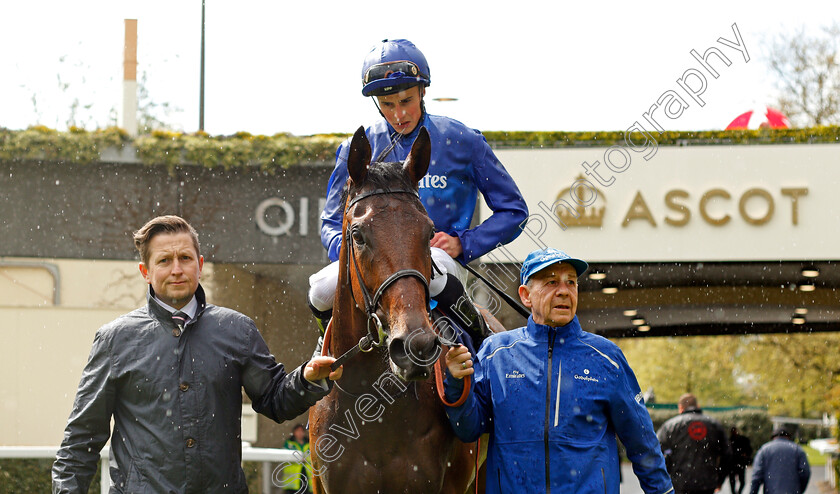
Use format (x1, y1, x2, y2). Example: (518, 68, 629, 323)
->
(461, 303, 491, 349)
(433, 273, 491, 349)
(307, 299, 333, 336)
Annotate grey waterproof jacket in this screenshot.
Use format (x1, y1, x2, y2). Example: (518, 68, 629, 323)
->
(53, 285, 329, 493)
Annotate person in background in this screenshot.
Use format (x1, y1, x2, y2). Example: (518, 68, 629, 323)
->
(444, 247, 674, 493)
(52, 215, 342, 493)
(281, 423, 313, 494)
(656, 393, 729, 494)
(308, 38, 528, 353)
(728, 426, 753, 494)
(749, 426, 810, 494)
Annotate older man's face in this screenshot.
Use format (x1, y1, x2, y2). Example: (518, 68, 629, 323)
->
(519, 262, 579, 327)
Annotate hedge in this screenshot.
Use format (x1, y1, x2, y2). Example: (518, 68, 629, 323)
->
(1, 125, 838, 171)
(0, 459, 264, 493)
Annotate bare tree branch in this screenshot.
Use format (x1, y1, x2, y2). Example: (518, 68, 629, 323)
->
(768, 23, 840, 126)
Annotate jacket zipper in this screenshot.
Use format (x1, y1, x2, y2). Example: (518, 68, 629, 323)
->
(545, 330, 557, 494)
(554, 358, 562, 426)
(601, 468, 606, 493)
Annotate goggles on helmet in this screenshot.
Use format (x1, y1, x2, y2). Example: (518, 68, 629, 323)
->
(363, 60, 428, 86)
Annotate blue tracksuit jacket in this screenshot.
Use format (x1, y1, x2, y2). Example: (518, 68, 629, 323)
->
(444, 316, 674, 494)
(319, 113, 528, 263)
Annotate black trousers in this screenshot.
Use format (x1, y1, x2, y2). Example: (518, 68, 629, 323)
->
(729, 467, 747, 494)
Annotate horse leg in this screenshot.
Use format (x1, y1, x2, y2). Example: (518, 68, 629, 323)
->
(311, 474, 325, 494)
(439, 439, 479, 494)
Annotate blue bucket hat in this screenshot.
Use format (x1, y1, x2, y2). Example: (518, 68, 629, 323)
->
(520, 248, 589, 285)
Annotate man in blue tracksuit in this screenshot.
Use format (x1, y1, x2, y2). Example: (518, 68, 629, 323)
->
(444, 248, 674, 493)
(308, 39, 528, 348)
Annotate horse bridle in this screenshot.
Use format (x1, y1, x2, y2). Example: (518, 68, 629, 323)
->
(329, 187, 431, 371)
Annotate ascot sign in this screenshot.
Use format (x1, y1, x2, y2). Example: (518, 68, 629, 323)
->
(491, 144, 839, 263)
(551, 175, 808, 229)
(619, 186, 807, 227)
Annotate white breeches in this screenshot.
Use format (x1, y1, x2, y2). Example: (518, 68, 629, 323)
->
(307, 246, 466, 312)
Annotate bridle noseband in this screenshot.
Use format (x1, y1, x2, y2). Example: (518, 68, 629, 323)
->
(329, 187, 431, 371)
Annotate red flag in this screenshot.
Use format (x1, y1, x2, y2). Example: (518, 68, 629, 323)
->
(725, 111, 753, 130)
(764, 107, 790, 128)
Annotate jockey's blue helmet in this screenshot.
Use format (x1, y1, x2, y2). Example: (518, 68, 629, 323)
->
(361, 39, 431, 97)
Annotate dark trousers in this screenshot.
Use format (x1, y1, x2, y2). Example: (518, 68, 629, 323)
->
(729, 467, 747, 494)
(676, 490, 715, 494)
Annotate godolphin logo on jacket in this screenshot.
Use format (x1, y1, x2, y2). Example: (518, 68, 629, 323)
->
(574, 368, 600, 383)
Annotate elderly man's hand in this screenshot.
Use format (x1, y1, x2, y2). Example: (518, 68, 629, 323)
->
(304, 356, 343, 382)
(445, 345, 474, 379)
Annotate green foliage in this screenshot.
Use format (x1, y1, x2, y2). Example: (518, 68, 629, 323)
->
(482, 126, 840, 147)
(0, 126, 130, 165)
(619, 332, 840, 417)
(619, 335, 747, 407)
(0, 458, 101, 493)
(738, 333, 840, 416)
(2, 126, 838, 171)
(0, 459, 263, 493)
(134, 131, 344, 173)
(243, 461, 262, 493)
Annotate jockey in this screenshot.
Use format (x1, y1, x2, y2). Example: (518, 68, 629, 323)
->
(308, 38, 528, 352)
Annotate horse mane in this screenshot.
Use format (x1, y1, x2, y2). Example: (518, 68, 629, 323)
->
(340, 160, 418, 208)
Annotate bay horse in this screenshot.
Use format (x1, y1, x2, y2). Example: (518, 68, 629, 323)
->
(308, 126, 480, 493)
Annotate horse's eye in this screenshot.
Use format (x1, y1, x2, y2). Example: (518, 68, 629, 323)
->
(352, 229, 365, 245)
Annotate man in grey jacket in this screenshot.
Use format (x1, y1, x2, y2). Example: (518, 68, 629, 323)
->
(52, 215, 343, 493)
(749, 426, 810, 494)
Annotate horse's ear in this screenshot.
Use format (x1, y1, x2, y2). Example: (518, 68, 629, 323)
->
(347, 126, 371, 185)
(404, 126, 431, 184)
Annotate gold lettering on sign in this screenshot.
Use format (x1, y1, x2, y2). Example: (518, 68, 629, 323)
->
(738, 188, 774, 226)
(781, 187, 808, 226)
(699, 188, 731, 226)
(664, 189, 690, 227)
(622, 191, 657, 227)
(617, 187, 809, 228)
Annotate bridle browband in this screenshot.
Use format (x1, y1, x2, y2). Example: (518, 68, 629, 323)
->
(329, 187, 432, 371)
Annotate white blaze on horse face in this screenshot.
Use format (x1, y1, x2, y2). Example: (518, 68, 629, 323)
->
(376, 86, 424, 135)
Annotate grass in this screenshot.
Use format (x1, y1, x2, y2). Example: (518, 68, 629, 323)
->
(802, 444, 827, 467)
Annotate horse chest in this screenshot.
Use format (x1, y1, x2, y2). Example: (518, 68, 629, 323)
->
(312, 388, 455, 492)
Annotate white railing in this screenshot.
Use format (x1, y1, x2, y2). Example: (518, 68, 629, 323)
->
(0, 443, 301, 494)
(809, 438, 839, 488)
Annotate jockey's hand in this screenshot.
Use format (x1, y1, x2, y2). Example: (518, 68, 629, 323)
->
(305, 356, 343, 382)
(445, 345, 473, 380)
(431, 231, 462, 258)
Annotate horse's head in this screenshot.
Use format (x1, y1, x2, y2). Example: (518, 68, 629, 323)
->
(340, 126, 440, 381)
